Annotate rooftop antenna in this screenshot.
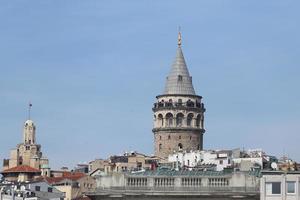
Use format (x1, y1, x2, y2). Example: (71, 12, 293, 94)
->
(28, 102, 32, 120)
(178, 26, 182, 47)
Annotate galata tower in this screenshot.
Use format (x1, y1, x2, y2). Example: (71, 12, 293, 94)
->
(152, 32, 206, 158)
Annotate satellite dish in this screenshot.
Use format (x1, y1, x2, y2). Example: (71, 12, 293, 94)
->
(271, 162, 278, 170)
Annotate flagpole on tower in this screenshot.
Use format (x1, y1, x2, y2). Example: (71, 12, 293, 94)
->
(28, 102, 32, 120)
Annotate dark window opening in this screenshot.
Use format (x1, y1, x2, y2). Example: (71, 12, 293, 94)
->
(178, 143, 183, 150)
(35, 186, 40, 191)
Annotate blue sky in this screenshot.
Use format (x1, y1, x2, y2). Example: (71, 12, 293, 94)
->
(0, 1, 299, 169)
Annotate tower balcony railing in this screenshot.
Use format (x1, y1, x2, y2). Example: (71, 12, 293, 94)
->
(153, 102, 205, 111)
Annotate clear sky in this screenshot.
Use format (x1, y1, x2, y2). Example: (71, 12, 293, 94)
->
(0, 1, 299, 169)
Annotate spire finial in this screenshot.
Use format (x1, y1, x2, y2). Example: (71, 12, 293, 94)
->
(178, 26, 182, 47)
(28, 102, 32, 120)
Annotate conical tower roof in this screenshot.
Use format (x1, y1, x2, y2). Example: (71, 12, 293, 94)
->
(163, 34, 196, 95)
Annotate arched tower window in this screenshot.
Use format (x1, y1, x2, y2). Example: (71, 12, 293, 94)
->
(178, 143, 183, 150)
(187, 113, 194, 126)
(196, 114, 201, 127)
(157, 114, 163, 127)
(165, 113, 173, 127)
(176, 113, 184, 127)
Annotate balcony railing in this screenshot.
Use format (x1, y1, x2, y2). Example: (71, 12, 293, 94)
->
(153, 102, 205, 111)
(94, 186, 259, 193)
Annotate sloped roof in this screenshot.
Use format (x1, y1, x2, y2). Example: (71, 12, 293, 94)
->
(163, 47, 196, 95)
(1, 165, 41, 174)
(44, 172, 86, 184)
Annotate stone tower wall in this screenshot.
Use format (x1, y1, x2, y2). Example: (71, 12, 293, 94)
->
(153, 95, 205, 158)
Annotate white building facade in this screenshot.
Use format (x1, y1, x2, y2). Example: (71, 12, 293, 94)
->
(260, 171, 300, 200)
(168, 150, 233, 171)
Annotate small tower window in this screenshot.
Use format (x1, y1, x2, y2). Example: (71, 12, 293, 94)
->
(179, 135, 181, 139)
(178, 75, 182, 81)
(178, 143, 183, 150)
(159, 136, 162, 140)
(168, 135, 171, 140)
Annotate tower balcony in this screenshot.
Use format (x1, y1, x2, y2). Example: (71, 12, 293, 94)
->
(152, 101, 205, 112)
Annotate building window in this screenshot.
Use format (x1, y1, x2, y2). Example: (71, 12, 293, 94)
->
(168, 135, 171, 140)
(219, 160, 223, 165)
(178, 143, 183, 150)
(179, 135, 181, 139)
(187, 113, 193, 126)
(35, 186, 40, 191)
(159, 144, 162, 151)
(287, 181, 295, 194)
(266, 182, 281, 195)
(158, 114, 163, 127)
(48, 187, 53, 193)
(176, 113, 184, 127)
(159, 136, 162, 140)
(166, 113, 173, 127)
